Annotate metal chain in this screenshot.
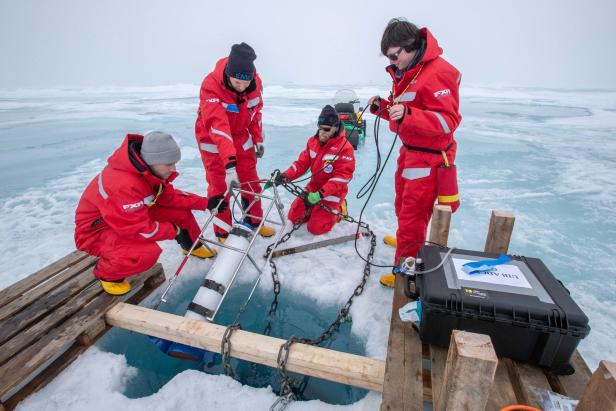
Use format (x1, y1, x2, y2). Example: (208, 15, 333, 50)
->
(267, 181, 377, 410)
(221, 323, 241, 378)
(262, 208, 308, 336)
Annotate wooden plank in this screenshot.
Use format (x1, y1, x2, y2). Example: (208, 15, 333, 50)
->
(2, 268, 164, 410)
(0, 267, 96, 345)
(380, 276, 424, 411)
(0, 251, 89, 309)
(485, 359, 518, 411)
(545, 350, 592, 399)
(484, 210, 515, 254)
(576, 360, 616, 411)
(506, 360, 552, 408)
(0, 278, 100, 365)
(0, 255, 97, 321)
(429, 345, 447, 411)
(106, 302, 386, 393)
(428, 205, 451, 247)
(435, 330, 498, 411)
(0, 264, 162, 398)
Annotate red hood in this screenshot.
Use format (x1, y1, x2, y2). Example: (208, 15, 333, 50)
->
(419, 28, 443, 63)
(211, 57, 229, 85)
(106, 134, 177, 185)
(385, 28, 443, 77)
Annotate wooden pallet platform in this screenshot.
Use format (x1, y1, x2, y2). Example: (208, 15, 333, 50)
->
(0, 251, 165, 410)
(380, 207, 595, 410)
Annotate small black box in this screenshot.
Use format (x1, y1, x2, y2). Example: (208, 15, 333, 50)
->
(413, 246, 590, 375)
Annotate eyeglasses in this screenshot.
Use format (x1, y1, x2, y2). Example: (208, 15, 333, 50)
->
(319, 126, 333, 132)
(386, 46, 404, 61)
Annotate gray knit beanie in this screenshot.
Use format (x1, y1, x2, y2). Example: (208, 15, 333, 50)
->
(140, 131, 181, 165)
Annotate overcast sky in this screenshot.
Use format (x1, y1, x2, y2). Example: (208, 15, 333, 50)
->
(1, 0, 615, 90)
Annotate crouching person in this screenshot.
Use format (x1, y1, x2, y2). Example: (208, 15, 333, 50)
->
(74, 131, 227, 295)
(274, 105, 355, 235)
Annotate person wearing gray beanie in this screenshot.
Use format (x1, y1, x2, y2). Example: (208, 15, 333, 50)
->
(141, 131, 182, 166)
(74, 132, 228, 296)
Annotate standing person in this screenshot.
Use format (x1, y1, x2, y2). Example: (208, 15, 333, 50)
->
(195, 42, 275, 241)
(271, 105, 355, 234)
(369, 18, 461, 287)
(75, 131, 225, 296)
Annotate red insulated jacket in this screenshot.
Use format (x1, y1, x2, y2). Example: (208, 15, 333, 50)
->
(371, 28, 461, 166)
(195, 57, 264, 165)
(283, 131, 355, 204)
(74, 134, 208, 249)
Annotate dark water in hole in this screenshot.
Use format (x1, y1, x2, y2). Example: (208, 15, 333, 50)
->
(97, 269, 368, 405)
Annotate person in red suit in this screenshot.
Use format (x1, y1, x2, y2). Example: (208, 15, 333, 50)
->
(273, 105, 355, 235)
(368, 18, 462, 287)
(195, 42, 275, 241)
(75, 131, 226, 295)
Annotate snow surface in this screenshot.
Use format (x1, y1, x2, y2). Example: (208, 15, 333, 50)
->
(1, 84, 615, 410)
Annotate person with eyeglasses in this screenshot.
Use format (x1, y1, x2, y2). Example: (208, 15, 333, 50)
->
(74, 131, 227, 296)
(368, 18, 462, 287)
(270, 105, 355, 235)
(195, 42, 276, 242)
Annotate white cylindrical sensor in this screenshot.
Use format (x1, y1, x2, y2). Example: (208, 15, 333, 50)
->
(185, 223, 254, 321)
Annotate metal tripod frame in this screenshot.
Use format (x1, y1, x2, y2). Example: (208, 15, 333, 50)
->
(198, 183, 288, 321)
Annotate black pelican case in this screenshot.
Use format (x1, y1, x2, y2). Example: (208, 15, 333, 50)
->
(409, 246, 590, 375)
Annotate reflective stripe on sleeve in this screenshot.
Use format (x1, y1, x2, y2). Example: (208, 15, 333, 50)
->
(247, 96, 261, 108)
(139, 221, 160, 239)
(98, 173, 108, 200)
(329, 177, 350, 183)
(242, 139, 254, 151)
(428, 111, 451, 134)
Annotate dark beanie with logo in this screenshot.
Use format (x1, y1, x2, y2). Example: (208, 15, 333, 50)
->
(225, 42, 257, 81)
(318, 105, 341, 127)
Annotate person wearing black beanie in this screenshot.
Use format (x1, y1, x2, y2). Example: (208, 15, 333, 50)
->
(195, 43, 276, 240)
(267, 105, 356, 236)
(225, 42, 257, 81)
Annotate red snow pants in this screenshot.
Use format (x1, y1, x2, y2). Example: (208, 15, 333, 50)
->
(85, 206, 201, 281)
(288, 197, 341, 235)
(200, 151, 263, 238)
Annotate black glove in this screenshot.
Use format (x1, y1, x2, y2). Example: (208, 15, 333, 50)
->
(255, 142, 264, 159)
(370, 97, 382, 112)
(174, 226, 193, 250)
(207, 195, 228, 212)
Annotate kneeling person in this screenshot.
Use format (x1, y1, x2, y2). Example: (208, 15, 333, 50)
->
(276, 105, 355, 235)
(74, 131, 227, 295)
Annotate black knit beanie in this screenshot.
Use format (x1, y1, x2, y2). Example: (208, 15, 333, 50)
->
(225, 42, 257, 81)
(318, 105, 340, 127)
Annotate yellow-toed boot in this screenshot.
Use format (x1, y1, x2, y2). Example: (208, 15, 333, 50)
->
(183, 245, 216, 259)
(258, 225, 276, 237)
(383, 235, 397, 248)
(379, 273, 396, 288)
(338, 199, 348, 222)
(99, 279, 132, 296)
